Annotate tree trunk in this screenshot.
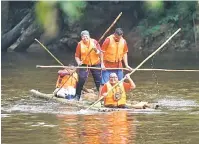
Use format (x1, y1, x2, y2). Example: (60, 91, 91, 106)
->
(1, 11, 34, 52)
(10, 22, 43, 52)
(194, 3, 199, 57)
(1, 1, 9, 34)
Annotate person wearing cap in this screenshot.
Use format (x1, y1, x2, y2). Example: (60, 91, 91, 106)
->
(100, 72, 136, 108)
(75, 30, 102, 100)
(53, 66, 78, 100)
(100, 28, 133, 85)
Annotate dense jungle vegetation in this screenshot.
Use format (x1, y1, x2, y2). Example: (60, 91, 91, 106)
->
(1, 1, 199, 57)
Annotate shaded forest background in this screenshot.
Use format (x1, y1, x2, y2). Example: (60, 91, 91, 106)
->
(1, 1, 199, 58)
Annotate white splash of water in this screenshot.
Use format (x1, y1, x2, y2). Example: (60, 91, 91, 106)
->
(158, 98, 198, 107)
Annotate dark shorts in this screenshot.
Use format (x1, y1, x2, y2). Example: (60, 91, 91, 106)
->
(65, 95, 76, 100)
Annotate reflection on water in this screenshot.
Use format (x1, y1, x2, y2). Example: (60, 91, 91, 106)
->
(1, 52, 199, 144)
(56, 111, 135, 144)
(101, 111, 135, 144)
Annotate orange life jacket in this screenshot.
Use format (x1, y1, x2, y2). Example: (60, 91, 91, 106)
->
(104, 81, 126, 106)
(80, 38, 100, 65)
(103, 34, 125, 62)
(56, 70, 78, 88)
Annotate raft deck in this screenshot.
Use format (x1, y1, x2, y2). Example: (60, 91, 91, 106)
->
(30, 89, 159, 112)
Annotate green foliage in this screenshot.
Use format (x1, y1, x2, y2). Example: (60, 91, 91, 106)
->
(138, 24, 161, 37)
(59, 1, 87, 24)
(143, 1, 164, 24)
(138, 1, 198, 38)
(35, 1, 56, 26)
(159, 15, 179, 24)
(144, 1, 164, 12)
(145, 25, 161, 37)
(176, 1, 196, 15)
(34, 1, 87, 37)
(35, 1, 58, 37)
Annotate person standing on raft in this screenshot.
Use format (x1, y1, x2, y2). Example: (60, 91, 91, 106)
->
(100, 28, 133, 85)
(75, 30, 102, 100)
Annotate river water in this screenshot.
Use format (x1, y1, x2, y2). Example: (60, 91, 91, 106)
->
(1, 51, 199, 144)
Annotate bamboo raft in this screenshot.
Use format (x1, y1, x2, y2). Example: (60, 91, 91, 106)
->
(30, 89, 159, 112)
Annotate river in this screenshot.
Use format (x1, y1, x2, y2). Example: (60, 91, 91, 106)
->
(1, 51, 199, 144)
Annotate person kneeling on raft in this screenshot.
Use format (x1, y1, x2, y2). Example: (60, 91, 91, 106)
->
(53, 67, 78, 100)
(100, 72, 136, 108)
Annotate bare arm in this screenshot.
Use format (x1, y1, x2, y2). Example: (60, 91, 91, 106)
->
(75, 43, 83, 66)
(125, 73, 136, 89)
(123, 53, 133, 71)
(123, 53, 128, 67)
(100, 51, 104, 64)
(75, 57, 82, 66)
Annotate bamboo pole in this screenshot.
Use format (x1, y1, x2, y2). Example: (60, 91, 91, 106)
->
(82, 12, 122, 62)
(98, 12, 122, 42)
(36, 65, 199, 72)
(36, 65, 129, 70)
(34, 39, 77, 97)
(81, 28, 181, 112)
(136, 69, 199, 72)
(35, 38, 64, 66)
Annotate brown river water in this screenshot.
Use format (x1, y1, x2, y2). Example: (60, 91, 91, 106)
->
(1, 51, 199, 144)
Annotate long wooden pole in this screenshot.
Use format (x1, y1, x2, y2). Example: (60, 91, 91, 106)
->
(136, 69, 199, 72)
(35, 38, 64, 66)
(36, 65, 129, 70)
(82, 28, 181, 111)
(34, 38, 75, 97)
(82, 12, 122, 62)
(36, 65, 199, 72)
(98, 12, 122, 42)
